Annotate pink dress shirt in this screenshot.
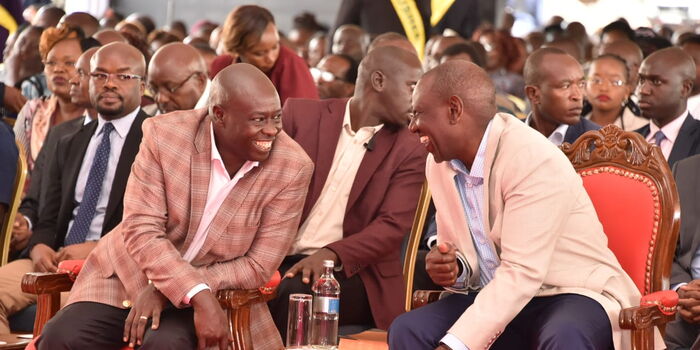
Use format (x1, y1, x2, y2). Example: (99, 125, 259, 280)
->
(646, 108, 688, 160)
(182, 124, 259, 303)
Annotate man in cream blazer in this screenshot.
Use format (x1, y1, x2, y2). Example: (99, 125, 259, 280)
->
(389, 60, 657, 349)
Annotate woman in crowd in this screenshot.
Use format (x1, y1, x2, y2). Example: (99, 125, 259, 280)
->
(584, 54, 648, 131)
(212, 5, 318, 103)
(14, 26, 86, 170)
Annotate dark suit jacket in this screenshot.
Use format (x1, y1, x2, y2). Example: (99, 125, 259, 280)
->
(563, 118, 600, 144)
(27, 109, 148, 252)
(282, 98, 427, 329)
(431, 0, 480, 39)
(671, 154, 700, 286)
(333, 0, 430, 40)
(19, 116, 86, 227)
(635, 114, 700, 169)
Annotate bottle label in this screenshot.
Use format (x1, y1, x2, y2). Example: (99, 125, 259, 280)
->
(313, 296, 339, 314)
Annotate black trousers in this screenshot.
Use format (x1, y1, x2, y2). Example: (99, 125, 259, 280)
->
(37, 301, 196, 350)
(267, 255, 375, 340)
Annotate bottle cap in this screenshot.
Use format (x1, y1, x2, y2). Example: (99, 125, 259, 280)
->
(323, 260, 334, 268)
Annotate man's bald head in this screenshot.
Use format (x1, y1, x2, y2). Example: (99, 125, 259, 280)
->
(60, 12, 100, 37)
(149, 43, 208, 113)
(598, 39, 643, 86)
(368, 32, 417, 56)
(429, 36, 467, 67)
(543, 38, 582, 62)
(32, 6, 64, 28)
(424, 60, 496, 123)
(93, 29, 128, 45)
(643, 47, 696, 82)
(356, 45, 423, 126)
(209, 63, 278, 114)
(332, 24, 369, 62)
(90, 42, 146, 119)
(209, 63, 281, 163)
(524, 47, 568, 86)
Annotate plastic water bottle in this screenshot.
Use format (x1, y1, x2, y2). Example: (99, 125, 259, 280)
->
(310, 260, 340, 349)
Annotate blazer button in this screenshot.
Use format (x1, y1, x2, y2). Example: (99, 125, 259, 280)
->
(122, 300, 132, 308)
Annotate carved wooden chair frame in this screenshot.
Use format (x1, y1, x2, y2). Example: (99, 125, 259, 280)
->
(1, 141, 28, 266)
(561, 125, 680, 348)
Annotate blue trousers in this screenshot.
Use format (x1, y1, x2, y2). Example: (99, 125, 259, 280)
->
(389, 293, 613, 350)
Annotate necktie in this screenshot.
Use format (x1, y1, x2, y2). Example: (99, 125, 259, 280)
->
(65, 123, 114, 246)
(653, 130, 666, 146)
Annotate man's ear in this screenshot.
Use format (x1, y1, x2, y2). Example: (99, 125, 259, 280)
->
(682, 78, 694, 98)
(448, 95, 463, 125)
(211, 105, 225, 124)
(525, 85, 540, 105)
(370, 70, 385, 91)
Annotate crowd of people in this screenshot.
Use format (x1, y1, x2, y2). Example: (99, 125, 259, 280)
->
(0, 1, 700, 349)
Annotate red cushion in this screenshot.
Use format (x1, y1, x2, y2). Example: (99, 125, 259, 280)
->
(259, 271, 281, 295)
(641, 290, 678, 315)
(580, 167, 657, 294)
(56, 260, 85, 281)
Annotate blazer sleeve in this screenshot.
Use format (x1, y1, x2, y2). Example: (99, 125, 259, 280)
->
(27, 134, 67, 252)
(121, 119, 208, 307)
(197, 162, 314, 291)
(448, 148, 576, 349)
(671, 158, 697, 286)
(325, 141, 427, 277)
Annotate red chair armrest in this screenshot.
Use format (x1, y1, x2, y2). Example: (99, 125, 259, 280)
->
(56, 260, 85, 281)
(640, 290, 678, 316)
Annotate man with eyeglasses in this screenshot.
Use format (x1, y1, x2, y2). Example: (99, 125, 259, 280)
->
(523, 47, 599, 146)
(147, 43, 210, 115)
(0, 42, 149, 336)
(312, 54, 358, 99)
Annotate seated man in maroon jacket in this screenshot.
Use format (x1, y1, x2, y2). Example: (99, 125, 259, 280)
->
(269, 45, 426, 336)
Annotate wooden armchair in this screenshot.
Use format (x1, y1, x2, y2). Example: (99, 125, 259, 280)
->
(408, 125, 680, 350)
(561, 125, 680, 349)
(0, 141, 28, 266)
(20, 260, 281, 350)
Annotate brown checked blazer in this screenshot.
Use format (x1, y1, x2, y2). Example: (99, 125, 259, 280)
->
(282, 98, 427, 329)
(66, 108, 314, 350)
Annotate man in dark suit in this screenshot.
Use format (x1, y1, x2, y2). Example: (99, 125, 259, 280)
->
(269, 46, 425, 336)
(665, 154, 700, 349)
(333, 0, 430, 42)
(634, 47, 700, 169)
(523, 47, 599, 145)
(0, 42, 148, 334)
(10, 46, 99, 259)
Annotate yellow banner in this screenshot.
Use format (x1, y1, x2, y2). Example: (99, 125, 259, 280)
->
(0, 5, 17, 34)
(389, 0, 425, 59)
(430, 0, 455, 27)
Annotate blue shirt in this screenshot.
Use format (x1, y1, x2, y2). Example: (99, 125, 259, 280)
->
(441, 121, 500, 350)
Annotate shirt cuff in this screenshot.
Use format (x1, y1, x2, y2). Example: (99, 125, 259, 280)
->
(672, 282, 687, 292)
(25, 217, 32, 231)
(441, 333, 470, 350)
(450, 252, 470, 291)
(426, 235, 438, 249)
(183, 283, 210, 305)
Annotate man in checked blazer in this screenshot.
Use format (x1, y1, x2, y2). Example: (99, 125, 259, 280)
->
(37, 63, 314, 350)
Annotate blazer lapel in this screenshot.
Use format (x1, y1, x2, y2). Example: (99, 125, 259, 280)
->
(669, 114, 699, 167)
(194, 166, 263, 261)
(303, 101, 344, 219)
(346, 127, 398, 211)
(183, 115, 212, 253)
(103, 110, 148, 233)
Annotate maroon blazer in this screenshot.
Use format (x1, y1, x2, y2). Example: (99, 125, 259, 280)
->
(282, 98, 427, 329)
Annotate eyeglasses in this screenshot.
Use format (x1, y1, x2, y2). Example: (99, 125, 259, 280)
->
(310, 67, 344, 83)
(148, 72, 201, 96)
(587, 77, 626, 87)
(90, 72, 143, 84)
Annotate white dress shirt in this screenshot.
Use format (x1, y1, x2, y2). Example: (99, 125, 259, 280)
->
(525, 114, 569, 146)
(182, 123, 259, 304)
(291, 100, 383, 255)
(645, 108, 688, 160)
(65, 108, 139, 243)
